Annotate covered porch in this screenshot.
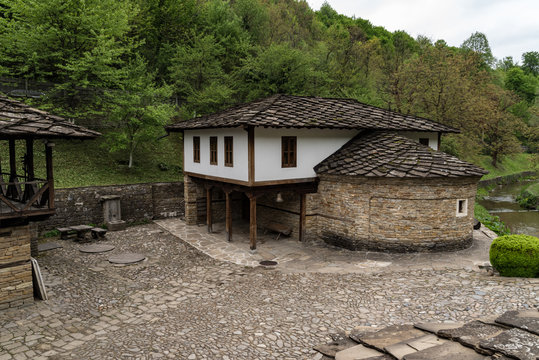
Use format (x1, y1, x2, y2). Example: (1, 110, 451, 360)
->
(184, 175, 318, 251)
(0, 138, 55, 223)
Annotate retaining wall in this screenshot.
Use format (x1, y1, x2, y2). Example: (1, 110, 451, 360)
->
(38, 182, 185, 233)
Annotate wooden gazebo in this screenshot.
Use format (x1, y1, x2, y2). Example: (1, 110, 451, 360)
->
(0, 95, 100, 225)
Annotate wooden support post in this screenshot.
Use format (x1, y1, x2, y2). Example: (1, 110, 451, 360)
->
(225, 190, 232, 242)
(23, 138, 35, 202)
(7, 139, 18, 199)
(299, 192, 306, 242)
(206, 187, 213, 233)
(45, 142, 55, 209)
(25, 138, 34, 181)
(248, 193, 257, 251)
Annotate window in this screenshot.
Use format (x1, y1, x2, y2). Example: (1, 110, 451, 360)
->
(224, 136, 233, 167)
(419, 138, 429, 146)
(210, 136, 218, 165)
(193, 136, 200, 163)
(282, 136, 297, 168)
(456, 199, 468, 217)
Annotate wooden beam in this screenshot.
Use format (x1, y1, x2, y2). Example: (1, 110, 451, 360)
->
(206, 186, 213, 233)
(45, 142, 55, 209)
(247, 126, 255, 185)
(248, 192, 257, 250)
(225, 190, 232, 242)
(299, 192, 306, 242)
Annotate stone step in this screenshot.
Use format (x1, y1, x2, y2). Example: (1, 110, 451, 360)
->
(350, 325, 426, 352)
(384, 334, 446, 359)
(437, 320, 507, 355)
(479, 327, 539, 360)
(402, 341, 488, 360)
(494, 310, 539, 335)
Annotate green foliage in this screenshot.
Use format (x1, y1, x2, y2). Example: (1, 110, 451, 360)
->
(516, 182, 539, 209)
(476, 153, 536, 180)
(43, 229, 60, 238)
(0, 0, 536, 181)
(489, 234, 539, 277)
(522, 51, 539, 76)
(103, 56, 176, 168)
(460, 31, 495, 68)
(474, 204, 511, 236)
(505, 67, 539, 104)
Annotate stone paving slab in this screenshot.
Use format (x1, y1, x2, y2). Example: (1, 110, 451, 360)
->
(437, 320, 506, 355)
(414, 322, 464, 334)
(79, 244, 115, 253)
(479, 328, 539, 360)
(384, 341, 417, 359)
(350, 325, 426, 352)
(406, 334, 446, 351)
(402, 342, 488, 360)
(335, 344, 384, 360)
(313, 331, 358, 357)
(37, 242, 62, 252)
(155, 218, 496, 274)
(108, 252, 145, 264)
(494, 310, 539, 335)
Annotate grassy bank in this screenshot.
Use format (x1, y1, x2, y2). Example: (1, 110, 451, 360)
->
(0, 135, 183, 188)
(474, 203, 511, 235)
(475, 153, 536, 180)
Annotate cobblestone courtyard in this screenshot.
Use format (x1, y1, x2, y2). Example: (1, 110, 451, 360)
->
(1, 223, 538, 359)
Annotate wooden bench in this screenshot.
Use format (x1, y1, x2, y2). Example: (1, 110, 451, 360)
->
(57, 225, 93, 240)
(91, 227, 107, 239)
(264, 222, 292, 240)
(57, 227, 76, 240)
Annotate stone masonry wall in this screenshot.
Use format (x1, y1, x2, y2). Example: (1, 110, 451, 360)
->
(315, 175, 480, 252)
(38, 182, 184, 233)
(0, 225, 33, 309)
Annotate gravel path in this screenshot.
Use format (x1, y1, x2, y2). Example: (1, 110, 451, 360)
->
(1, 223, 537, 359)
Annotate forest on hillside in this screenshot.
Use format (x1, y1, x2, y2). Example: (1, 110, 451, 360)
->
(0, 0, 537, 169)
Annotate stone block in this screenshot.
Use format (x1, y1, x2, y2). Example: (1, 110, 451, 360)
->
(495, 310, 539, 335)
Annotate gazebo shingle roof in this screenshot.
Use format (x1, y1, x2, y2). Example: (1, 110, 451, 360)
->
(166, 94, 458, 133)
(0, 95, 101, 139)
(314, 131, 487, 178)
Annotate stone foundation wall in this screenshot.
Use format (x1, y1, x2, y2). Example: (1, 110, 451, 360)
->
(38, 182, 185, 233)
(0, 225, 33, 309)
(315, 175, 480, 252)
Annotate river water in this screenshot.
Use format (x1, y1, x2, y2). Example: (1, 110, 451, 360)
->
(478, 180, 539, 237)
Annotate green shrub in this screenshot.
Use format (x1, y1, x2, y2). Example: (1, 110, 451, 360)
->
(474, 204, 511, 236)
(489, 234, 539, 277)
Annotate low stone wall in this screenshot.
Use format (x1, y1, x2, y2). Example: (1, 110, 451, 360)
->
(38, 182, 185, 233)
(478, 171, 537, 187)
(315, 175, 480, 252)
(0, 225, 33, 310)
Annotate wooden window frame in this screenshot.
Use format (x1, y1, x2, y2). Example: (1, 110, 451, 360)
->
(224, 136, 233, 167)
(193, 136, 200, 163)
(210, 136, 218, 165)
(281, 136, 297, 168)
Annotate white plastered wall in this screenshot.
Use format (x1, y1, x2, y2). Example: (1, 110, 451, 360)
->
(184, 128, 248, 181)
(398, 131, 439, 150)
(254, 128, 358, 182)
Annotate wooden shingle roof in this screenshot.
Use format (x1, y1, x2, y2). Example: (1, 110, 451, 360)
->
(314, 131, 487, 178)
(166, 94, 459, 133)
(0, 95, 101, 140)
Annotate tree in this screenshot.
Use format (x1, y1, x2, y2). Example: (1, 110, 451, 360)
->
(522, 51, 539, 76)
(0, 0, 137, 120)
(104, 57, 176, 168)
(505, 67, 539, 104)
(461, 32, 495, 68)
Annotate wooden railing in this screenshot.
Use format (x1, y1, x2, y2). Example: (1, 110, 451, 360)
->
(0, 172, 53, 219)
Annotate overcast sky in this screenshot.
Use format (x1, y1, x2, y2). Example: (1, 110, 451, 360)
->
(306, 0, 538, 63)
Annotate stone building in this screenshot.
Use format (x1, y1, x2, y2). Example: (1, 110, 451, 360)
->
(166, 94, 486, 252)
(0, 95, 99, 309)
